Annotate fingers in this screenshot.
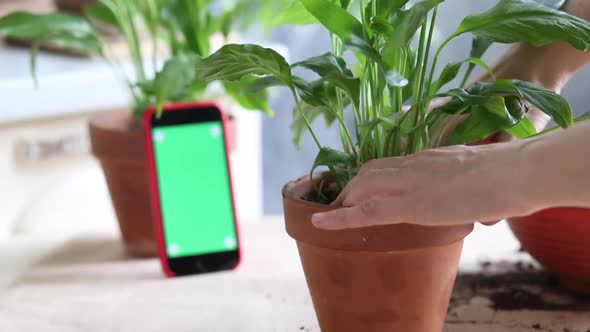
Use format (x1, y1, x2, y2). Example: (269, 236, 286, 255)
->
(340, 169, 405, 207)
(332, 158, 404, 206)
(332, 168, 404, 206)
(313, 198, 401, 230)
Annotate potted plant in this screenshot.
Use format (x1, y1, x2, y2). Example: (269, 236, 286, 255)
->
(0, 0, 275, 256)
(197, 0, 590, 330)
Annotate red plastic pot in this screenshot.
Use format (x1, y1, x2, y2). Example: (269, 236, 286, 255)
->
(508, 207, 590, 294)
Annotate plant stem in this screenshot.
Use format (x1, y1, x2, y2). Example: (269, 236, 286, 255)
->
(527, 113, 590, 139)
(460, 67, 474, 89)
(331, 34, 351, 155)
(291, 88, 322, 150)
(427, 34, 455, 101)
(418, 6, 439, 149)
(407, 18, 429, 155)
(108, 0, 146, 82)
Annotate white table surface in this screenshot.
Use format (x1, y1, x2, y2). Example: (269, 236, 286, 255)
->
(0, 219, 588, 332)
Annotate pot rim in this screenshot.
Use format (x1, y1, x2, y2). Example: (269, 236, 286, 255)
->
(282, 174, 474, 252)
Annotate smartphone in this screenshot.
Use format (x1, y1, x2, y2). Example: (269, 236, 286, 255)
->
(144, 102, 241, 277)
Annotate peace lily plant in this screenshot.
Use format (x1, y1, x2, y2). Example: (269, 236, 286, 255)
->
(198, 1, 590, 331)
(198, 0, 590, 198)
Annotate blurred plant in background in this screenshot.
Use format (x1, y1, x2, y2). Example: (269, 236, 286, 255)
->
(0, 0, 283, 119)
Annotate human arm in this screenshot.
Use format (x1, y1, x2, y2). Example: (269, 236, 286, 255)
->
(481, 0, 590, 133)
(311, 120, 590, 230)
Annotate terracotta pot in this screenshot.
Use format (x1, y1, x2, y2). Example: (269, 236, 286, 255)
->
(89, 111, 156, 257)
(282, 176, 474, 332)
(508, 207, 590, 294)
(89, 111, 238, 257)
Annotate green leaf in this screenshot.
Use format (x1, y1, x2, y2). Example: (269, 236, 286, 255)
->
(198, 44, 293, 85)
(385, 0, 443, 50)
(450, 96, 522, 145)
(153, 56, 199, 116)
(339, 0, 352, 9)
(439, 79, 573, 129)
(0, 11, 95, 38)
(512, 80, 574, 128)
(345, 35, 384, 66)
(365, 0, 410, 20)
(362, 112, 404, 131)
(219, 10, 235, 38)
(0, 11, 102, 82)
(293, 53, 360, 108)
(290, 79, 344, 147)
(223, 77, 273, 116)
(300, 0, 364, 42)
(533, 0, 566, 9)
(470, 36, 494, 59)
(0, 11, 102, 55)
(505, 117, 537, 138)
(453, 0, 590, 51)
(273, 1, 318, 26)
(369, 16, 394, 38)
(430, 57, 494, 94)
(247, 76, 286, 93)
(135, 0, 160, 34)
(461, 36, 494, 87)
(294, 79, 340, 107)
(385, 70, 409, 88)
(84, 2, 120, 30)
(503, 96, 536, 138)
(291, 102, 335, 148)
(311, 147, 356, 174)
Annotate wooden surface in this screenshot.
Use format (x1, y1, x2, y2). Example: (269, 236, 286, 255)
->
(0, 221, 589, 332)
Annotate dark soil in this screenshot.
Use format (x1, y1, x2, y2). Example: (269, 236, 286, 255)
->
(451, 260, 590, 312)
(301, 185, 340, 205)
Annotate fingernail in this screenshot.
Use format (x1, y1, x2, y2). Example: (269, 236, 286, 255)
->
(312, 213, 331, 228)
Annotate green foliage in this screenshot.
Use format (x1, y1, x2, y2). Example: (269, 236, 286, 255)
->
(197, 44, 293, 84)
(0, 0, 278, 120)
(197, 0, 590, 191)
(451, 0, 590, 50)
(0, 11, 102, 54)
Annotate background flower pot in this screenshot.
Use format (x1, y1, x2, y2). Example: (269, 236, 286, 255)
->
(54, 0, 97, 14)
(282, 176, 474, 332)
(89, 111, 156, 257)
(508, 207, 590, 294)
(89, 110, 237, 257)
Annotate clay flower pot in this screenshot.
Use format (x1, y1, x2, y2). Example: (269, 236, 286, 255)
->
(89, 111, 156, 257)
(508, 207, 590, 294)
(282, 176, 474, 332)
(89, 111, 237, 257)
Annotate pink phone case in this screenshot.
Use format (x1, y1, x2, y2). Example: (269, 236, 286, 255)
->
(144, 102, 242, 278)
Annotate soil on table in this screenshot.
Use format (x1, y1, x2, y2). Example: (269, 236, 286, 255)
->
(450, 260, 590, 312)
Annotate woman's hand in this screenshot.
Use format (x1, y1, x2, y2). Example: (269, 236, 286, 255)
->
(312, 142, 540, 230)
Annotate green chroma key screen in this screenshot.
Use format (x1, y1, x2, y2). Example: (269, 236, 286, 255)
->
(153, 121, 237, 258)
